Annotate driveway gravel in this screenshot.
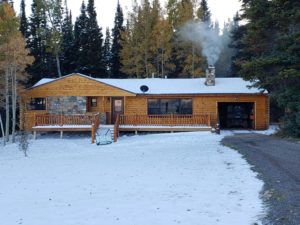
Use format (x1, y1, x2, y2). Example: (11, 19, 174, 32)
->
(222, 133, 300, 225)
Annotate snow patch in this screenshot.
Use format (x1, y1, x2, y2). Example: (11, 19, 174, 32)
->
(0, 132, 265, 225)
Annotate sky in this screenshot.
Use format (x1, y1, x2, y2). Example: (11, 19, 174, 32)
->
(14, 0, 241, 30)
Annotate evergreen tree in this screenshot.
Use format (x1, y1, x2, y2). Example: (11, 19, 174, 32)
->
(229, 12, 243, 76)
(84, 0, 105, 77)
(121, 0, 175, 78)
(232, 0, 300, 137)
(73, 1, 89, 74)
(103, 27, 112, 77)
(215, 19, 236, 77)
(121, 0, 156, 78)
(61, 3, 74, 75)
(166, 0, 179, 29)
(197, 0, 211, 23)
(43, 0, 64, 77)
(110, 1, 125, 78)
(173, 0, 206, 78)
(121, 3, 145, 78)
(26, 0, 53, 85)
(19, 0, 28, 38)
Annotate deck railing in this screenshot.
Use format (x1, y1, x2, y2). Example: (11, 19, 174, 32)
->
(35, 114, 99, 126)
(119, 114, 211, 127)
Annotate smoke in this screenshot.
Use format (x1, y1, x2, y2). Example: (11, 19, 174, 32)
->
(178, 21, 224, 66)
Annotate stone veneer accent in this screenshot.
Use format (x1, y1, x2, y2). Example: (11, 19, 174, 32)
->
(47, 96, 87, 114)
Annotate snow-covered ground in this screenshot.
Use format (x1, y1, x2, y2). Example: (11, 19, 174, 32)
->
(0, 131, 265, 225)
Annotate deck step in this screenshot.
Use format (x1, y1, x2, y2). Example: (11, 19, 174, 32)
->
(96, 127, 114, 145)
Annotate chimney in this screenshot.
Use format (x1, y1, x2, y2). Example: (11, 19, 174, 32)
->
(205, 65, 215, 86)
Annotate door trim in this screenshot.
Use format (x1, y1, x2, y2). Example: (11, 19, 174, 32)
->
(111, 97, 124, 124)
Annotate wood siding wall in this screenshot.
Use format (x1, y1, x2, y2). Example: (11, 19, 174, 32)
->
(25, 75, 135, 97)
(124, 94, 269, 130)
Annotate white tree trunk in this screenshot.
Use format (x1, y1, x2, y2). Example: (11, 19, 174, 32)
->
(5, 65, 10, 143)
(56, 54, 62, 77)
(11, 64, 17, 143)
(0, 115, 5, 146)
(192, 44, 195, 78)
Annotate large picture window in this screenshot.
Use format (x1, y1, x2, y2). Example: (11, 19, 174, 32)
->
(148, 99, 192, 115)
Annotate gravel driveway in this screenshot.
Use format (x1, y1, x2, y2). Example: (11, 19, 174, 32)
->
(222, 134, 300, 225)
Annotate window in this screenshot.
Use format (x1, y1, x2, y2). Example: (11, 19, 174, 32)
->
(28, 98, 46, 110)
(91, 97, 97, 107)
(148, 99, 192, 115)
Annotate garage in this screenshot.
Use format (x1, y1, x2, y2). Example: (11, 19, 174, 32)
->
(218, 102, 255, 129)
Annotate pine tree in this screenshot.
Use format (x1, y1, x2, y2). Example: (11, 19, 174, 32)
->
(103, 27, 112, 77)
(232, 0, 300, 137)
(19, 0, 28, 38)
(121, 0, 173, 78)
(229, 12, 242, 76)
(110, 1, 125, 78)
(166, 0, 179, 29)
(197, 0, 211, 23)
(121, 5, 145, 78)
(73, 1, 89, 74)
(174, 0, 206, 78)
(61, 2, 74, 75)
(120, 0, 155, 78)
(215, 19, 236, 77)
(84, 0, 105, 77)
(43, 0, 64, 77)
(26, 0, 53, 85)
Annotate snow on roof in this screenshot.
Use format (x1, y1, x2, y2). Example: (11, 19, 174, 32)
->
(31, 74, 265, 94)
(96, 78, 263, 94)
(33, 78, 55, 87)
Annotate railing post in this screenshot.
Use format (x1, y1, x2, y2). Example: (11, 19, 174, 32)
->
(60, 114, 63, 126)
(208, 114, 211, 127)
(114, 114, 120, 142)
(91, 124, 95, 144)
(34, 113, 37, 126)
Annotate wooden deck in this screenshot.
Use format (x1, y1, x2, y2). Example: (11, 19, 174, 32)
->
(116, 114, 212, 135)
(32, 114, 100, 143)
(30, 114, 212, 143)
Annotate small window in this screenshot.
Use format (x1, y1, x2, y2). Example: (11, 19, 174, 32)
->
(28, 98, 46, 110)
(91, 97, 97, 107)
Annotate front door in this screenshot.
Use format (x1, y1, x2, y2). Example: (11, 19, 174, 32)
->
(111, 97, 124, 124)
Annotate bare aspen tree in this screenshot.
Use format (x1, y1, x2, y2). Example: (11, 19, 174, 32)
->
(0, 2, 33, 146)
(11, 53, 17, 143)
(0, 115, 5, 146)
(4, 59, 10, 143)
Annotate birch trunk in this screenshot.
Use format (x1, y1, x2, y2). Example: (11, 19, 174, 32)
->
(5, 65, 10, 143)
(56, 53, 62, 77)
(11, 63, 17, 143)
(0, 115, 5, 146)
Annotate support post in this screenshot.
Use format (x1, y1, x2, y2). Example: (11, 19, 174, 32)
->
(33, 131, 37, 140)
(60, 130, 63, 139)
(135, 130, 138, 135)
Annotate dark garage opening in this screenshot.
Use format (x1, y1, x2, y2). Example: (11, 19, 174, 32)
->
(218, 102, 254, 129)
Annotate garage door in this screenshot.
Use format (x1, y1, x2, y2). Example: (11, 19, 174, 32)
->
(218, 102, 254, 129)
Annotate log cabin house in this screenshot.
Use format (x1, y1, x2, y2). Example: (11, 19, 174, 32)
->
(21, 68, 269, 143)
